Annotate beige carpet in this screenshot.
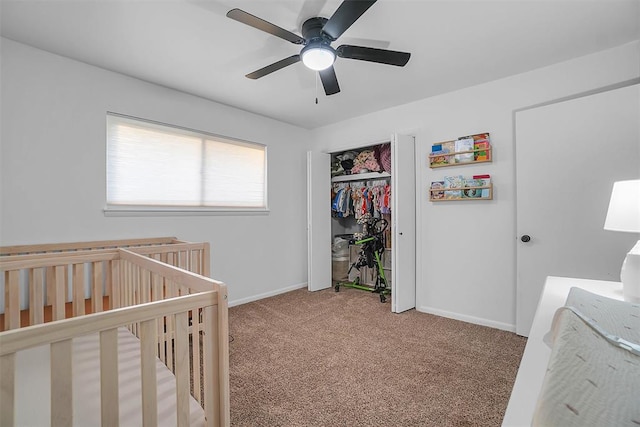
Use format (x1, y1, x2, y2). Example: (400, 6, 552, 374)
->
(228, 287, 526, 426)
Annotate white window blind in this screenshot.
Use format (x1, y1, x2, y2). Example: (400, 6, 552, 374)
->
(106, 114, 267, 210)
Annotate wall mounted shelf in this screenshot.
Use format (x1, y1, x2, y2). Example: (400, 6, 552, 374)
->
(429, 132, 492, 168)
(429, 147, 493, 168)
(429, 183, 493, 201)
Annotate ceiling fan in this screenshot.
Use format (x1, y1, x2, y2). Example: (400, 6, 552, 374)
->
(226, 0, 411, 96)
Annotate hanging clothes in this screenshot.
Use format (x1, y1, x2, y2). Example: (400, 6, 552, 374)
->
(381, 184, 391, 214)
(331, 180, 390, 218)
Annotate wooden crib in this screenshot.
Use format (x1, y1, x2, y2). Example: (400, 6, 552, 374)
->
(0, 238, 230, 427)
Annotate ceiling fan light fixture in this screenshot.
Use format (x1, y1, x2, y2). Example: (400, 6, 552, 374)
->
(301, 44, 336, 71)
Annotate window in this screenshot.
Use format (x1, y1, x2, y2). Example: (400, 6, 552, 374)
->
(106, 113, 267, 213)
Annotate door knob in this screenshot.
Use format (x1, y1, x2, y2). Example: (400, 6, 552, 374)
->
(521, 235, 531, 243)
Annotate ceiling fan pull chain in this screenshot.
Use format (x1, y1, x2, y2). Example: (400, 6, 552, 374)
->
(315, 72, 319, 104)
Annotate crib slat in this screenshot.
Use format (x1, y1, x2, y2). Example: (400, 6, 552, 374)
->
(51, 339, 73, 426)
(46, 266, 55, 306)
(29, 268, 45, 326)
(5, 270, 20, 330)
(53, 265, 66, 321)
(202, 243, 211, 277)
(127, 262, 133, 332)
(196, 249, 203, 275)
(73, 263, 85, 317)
(134, 262, 140, 333)
(179, 250, 188, 272)
(100, 328, 119, 426)
(190, 250, 199, 276)
(93, 261, 103, 313)
(136, 263, 142, 306)
(204, 305, 217, 426)
(160, 251, 168, 266)
(111, 259, 120, 309)
(105, 259, 112, 299)
(151, 270, 166, 365)
(192, 308, 202, 403)
(165, 280, 176, 369)
(175, 312, 190, 427)
(0, 353, 15, 426)
(151, 269, 162, 303)
(122, 262, 128, 310)
(123, 261, 131, 331)
(140, 319, 158, 427)
(142, 268, 150, 304)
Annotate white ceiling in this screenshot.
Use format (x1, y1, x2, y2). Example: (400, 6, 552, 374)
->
(1, 0, 638, 129)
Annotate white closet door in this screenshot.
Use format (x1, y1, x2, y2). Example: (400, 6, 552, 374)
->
(391, 134, 417, 313)
(515, 84, 640, 336)
(307, 151, 332, 291)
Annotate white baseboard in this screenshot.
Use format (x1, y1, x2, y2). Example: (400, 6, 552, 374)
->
(417, 305, 516, 333)
(228, 282, 308, 307)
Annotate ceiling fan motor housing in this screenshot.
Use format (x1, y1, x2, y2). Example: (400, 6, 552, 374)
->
(302, 17, 330, 42)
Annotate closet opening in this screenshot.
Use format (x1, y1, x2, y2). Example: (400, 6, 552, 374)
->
(330, 142, 393, 303)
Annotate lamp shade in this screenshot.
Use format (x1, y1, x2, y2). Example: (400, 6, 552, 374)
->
(604, 179, 640, 232)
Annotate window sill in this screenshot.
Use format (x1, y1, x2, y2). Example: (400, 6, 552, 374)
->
(103, 206, 270, 217)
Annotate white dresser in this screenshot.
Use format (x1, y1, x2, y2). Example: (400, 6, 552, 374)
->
(502, 276, 624, 427)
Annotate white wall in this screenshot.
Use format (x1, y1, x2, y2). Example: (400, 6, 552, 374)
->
(3, 36, 639, 330)
(0, 38, 311, 305)
(311, 41, 640, 331)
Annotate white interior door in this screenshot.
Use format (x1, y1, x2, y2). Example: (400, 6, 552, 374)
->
(391, 134, 417, 313)
(515, 84, 640, 336)
(307, 151, 332, 291)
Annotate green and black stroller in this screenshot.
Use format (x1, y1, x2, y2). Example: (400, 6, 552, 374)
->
(334, 215, 390, 303)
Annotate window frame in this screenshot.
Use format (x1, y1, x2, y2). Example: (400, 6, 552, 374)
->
(104, 112, 268, 216)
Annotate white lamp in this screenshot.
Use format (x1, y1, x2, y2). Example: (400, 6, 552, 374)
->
(301, 43, 336, 71)
(604, 179, 640, 302)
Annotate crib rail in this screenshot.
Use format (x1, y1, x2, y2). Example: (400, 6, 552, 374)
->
(116, 248, 228, 414)
(1, 250, 119, 330)
(0, 243, 229, 427)
(0, 236, 180, 256)
(0, 242, 210, 330)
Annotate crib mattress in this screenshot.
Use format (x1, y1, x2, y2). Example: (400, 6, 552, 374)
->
(14, 327, 205, 426)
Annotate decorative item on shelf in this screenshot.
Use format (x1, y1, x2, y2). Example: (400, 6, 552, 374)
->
(473, 134, 491, 161)
(604, 179, 640, 303)
(430, 181, 445, 200)
(454, 137, 474, 163)
(429, 174, 492, 201)
(375, 143, 392, 173)
(429, 141, 454, 166)
(444, 175, 463, 199)
(462, 177, 482, 198)
(473, 174, 491, 198)
(335, 150, 357, 175)
(351, 150, 380, 174)
(429, 132, 492, 168)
